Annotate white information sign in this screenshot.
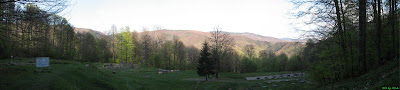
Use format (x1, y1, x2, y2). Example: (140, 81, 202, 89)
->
(36, 57, 49, 67)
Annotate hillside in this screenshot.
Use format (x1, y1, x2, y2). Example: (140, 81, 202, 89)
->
(142, 30, 305, 57)
(74, 28, 106, 39)
(73, 28, 305, 57)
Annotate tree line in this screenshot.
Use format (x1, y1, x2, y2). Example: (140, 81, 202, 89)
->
(6, 1, 396, 86)
(0, 1, 307, 75)
(0, 1, 110, 62)
(291, 0, 398, 85)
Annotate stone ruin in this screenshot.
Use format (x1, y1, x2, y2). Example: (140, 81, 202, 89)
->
(245, 73, 306, 80)
(102, 63, 138, 70)
(157, 69, 180, 74)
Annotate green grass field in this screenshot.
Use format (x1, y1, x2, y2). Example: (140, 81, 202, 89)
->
(0, 58, 316, 90)
(1, 58, 397, 90)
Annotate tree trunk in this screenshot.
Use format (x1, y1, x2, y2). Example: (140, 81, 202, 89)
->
(395, 0, 398, 58)
(215, 31, 219, 78)
(334, 0, 347, 77)
(112, 29, 115, 63)
(358, 0, 367, 75)
(377, 0, 382, 65)
(390, 0, 397, 58)
(340, 0, 355, 77)
(206, 75, 208, 81)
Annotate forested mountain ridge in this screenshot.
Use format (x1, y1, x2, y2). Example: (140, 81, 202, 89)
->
(1, 0, 398, 89)
(144, 30, 305, 57)
(75, 28, 305, 57)
(74, 28, 106, 39)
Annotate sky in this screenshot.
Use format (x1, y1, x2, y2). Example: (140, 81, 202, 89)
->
(60, 0, 301, 38)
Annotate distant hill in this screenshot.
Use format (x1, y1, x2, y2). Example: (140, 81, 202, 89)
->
(73, 28, 305, 57)
(141, 30, 305, 57)
(280, 38, 307, 43)
(74, 28, 106, 39)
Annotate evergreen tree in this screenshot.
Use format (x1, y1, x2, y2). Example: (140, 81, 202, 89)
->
(197, 41, 214, 81)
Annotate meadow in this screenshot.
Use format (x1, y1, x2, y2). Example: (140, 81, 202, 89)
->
(0, 58, 315, 90)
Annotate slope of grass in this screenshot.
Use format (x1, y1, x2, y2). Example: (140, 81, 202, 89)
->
(3, 58, 396, 90)
(0, 59, 115, 90)
(102, 66, 314, 90)
(326, 59, 400, 89)
(0, 58, 317, 89)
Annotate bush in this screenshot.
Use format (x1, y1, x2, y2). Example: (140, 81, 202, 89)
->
(306, 60, 334, 86)
(240, 57, 257, 73)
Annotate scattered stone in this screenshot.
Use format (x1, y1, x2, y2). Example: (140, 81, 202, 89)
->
(170, 70, 180, 72)
(262, 86, 267, 88)
(272, 85, 278, 87)
(104, 64, 109, 67)
(245, 73, 306, 80)
(282, 84, 286, 86)
(291, 83, 296, 84)
(143, 76, 151, 78)
(300, 81, 305, 83)
(267, 82, 271, 84)
(112, 71, 116, 74)
(295, 79, 299, 81)
(158, 69, 180, 74)
(276, 81, 280, 83)
(258, 83, 261, 85)
(158, 69, 169, 74)
(285, 80, 289, 82)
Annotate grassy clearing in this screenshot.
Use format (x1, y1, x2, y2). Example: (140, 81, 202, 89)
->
(0, 59, 115, 90)
(1, 58, 397, 89)
(0, 59, 316, 90)
(0, 58, 316, 90)
(99, 64, 314, 89)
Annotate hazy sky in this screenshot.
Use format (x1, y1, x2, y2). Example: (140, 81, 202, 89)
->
(61, 0, 300, 38)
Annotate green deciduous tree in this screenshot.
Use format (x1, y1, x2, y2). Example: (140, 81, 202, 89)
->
(240, 57, 257, 73)
(116, 26, 135, 63)
(78, 33, 98, 62)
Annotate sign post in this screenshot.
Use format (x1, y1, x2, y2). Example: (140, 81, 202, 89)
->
(36, 57, 50, 72)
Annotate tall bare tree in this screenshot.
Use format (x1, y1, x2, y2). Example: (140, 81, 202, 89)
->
(244, 44, 255, 60)
(141, 30, 152, 65)
(172, 35, 179, 69)
(209, 26, 234, 78)
(109, 25, 117, 63)
(358, 0, 367, 74)
(373, 0, 383, 64)
(389, 0, 398, 58)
